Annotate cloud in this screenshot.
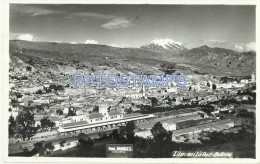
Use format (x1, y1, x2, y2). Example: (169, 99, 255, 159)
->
(233, 42, 255, 52)
(10, 5, 135, 30)
(10, 5, 60, 17)
(31, 9, 56, 16)
(234, 44, 244, 52)
(102, 17, 133, 29)
(16, 34, 34, 41)
(72, 12, 115, 20)
(61, 12, 134, 29)
(245, 42, 255, 51)
(204, 39, 227, 43)
(109, 44, 128, 48)
(10, 5, 113, 19)
(85, 40, 98, 44)
(201, 39, 256, 52)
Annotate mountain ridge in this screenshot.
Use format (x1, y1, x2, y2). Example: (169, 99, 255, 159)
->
(9, 40, 256, 76)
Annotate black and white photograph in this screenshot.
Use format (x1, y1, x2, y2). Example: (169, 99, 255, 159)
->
(2, 1, 259, 163)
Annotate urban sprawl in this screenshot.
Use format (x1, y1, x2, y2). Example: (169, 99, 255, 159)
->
(9, 56, 256, 157)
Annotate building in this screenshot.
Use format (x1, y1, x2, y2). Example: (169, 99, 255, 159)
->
(172, 119, 235, 137)
(57, 112, 155, 134)
(251, 73, 256, 83)
(162, 122, 177, 131)
(125, 93, 144, 99)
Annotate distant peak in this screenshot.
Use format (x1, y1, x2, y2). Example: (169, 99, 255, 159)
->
(194, 45, 213, 51)
(141, 38, 187, 51)
(150, 38, 183, 48)
(200, 45, 210, 48)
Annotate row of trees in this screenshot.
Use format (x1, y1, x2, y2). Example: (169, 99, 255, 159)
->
(31, 142, 55, 156)
(9, 111, 55, 140)
(40, 116, 55, 131)
(9, 111, 38, 140)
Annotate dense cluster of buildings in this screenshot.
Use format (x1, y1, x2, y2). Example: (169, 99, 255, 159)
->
(8, 58, 256, 145)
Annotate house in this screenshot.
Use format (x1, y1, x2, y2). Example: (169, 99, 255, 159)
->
(166, 87, 177, 93)
(240, 79, 249, 84)
(88, 113, 104, 123)
(9, 93, 18, 101)
(125, 93, 144, 99)
(70, 115, 87, 122)
(34, 114, 46, 127)
(43, 83, 51, 89)
(9, 103, 20, 111)
(63, 106, 71, 114)
(76, 109, 84, 115)
(33, 98, 50, 104)
(9, 109, 19, 118)
(60, 118, 73, 124)
(162, 122, 176, 131)
(49, 117, 61, 126)
(108, 111, 123, 120)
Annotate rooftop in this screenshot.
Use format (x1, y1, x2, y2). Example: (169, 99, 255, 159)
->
(108, 111, 122, 116)
(49, 117, 60, 122)
(61, 121, 88, 128)
(88, 113, 104, 119)
(123, 113, 144, 118)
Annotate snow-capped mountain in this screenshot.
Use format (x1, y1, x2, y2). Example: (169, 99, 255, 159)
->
(140, 38, 187, 52)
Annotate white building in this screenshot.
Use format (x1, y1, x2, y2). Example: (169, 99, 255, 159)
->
(162, 122, 177, 131)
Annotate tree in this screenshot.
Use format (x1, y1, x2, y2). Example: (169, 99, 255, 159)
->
(150, 97, 158, 107)
(9, 115, 16, 137)
(32, 142, 45, 156)
(119, 127, 126, 139)
(201, 105, 215, 116)
(56, 109, 63, 116)
(26, 66, 32, 71)
(44, 87, 52, 93)
(59, 140, 66, 147)
(125, 121, 135, 142)
(237, 109, 255, 126)
(40, 116, 55, 131)
(35, 89, 43, 94)
(78, 133, 94, 151)
(237, 109, 255, 119)
(212, 84, 217, 90)
(49, 84, 64, 91)
(28, 58, 34, 65)
(125, 107, 133, 114)
(44, 142, 55, 155)
(93, 105, 99, 113)
(67, 108, 76, 117)
(16, 110, 37, 140)
(21, 76, 28, 80)
(151, 122, 172, 142)
(111, 129, 119, 140)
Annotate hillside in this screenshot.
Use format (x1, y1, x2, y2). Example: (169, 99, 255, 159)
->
(9, 40, 256, 77)
(9, 40, 179, 77)
(169, 45, 256, 76)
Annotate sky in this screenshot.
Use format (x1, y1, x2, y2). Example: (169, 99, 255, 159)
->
(10, 4, 256, 51)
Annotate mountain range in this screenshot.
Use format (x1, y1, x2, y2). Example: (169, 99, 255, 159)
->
(9, 40, 256, 77)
